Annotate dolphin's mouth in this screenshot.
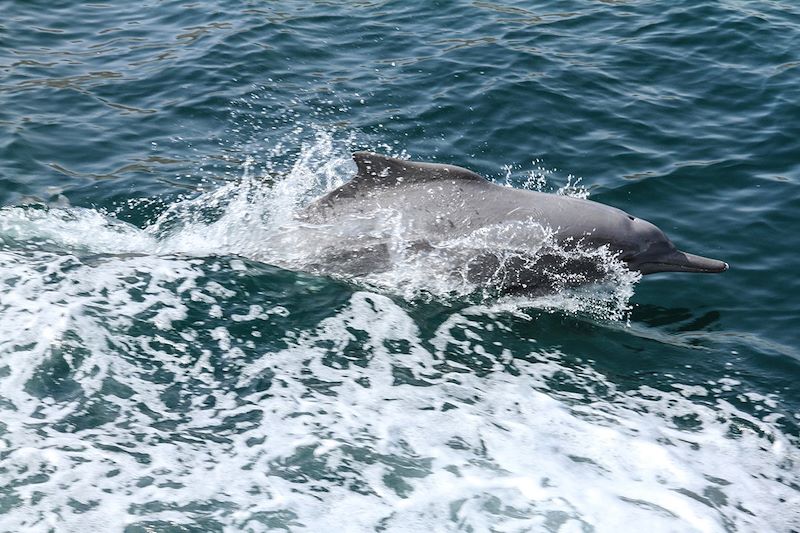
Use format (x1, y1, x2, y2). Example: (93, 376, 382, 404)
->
(634, 249, 728, 275)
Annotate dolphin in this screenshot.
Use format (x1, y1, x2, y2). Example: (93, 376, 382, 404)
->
(296, 152, 727, 294)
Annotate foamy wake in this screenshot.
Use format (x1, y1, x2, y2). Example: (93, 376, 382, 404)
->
(0, 261, 797, 531)
(1, 133, 797, 531)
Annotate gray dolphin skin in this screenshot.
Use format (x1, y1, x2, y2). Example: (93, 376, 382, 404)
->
(299, 152, 728, 294)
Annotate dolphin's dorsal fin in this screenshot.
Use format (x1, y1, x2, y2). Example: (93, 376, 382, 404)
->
(351, 152, 487, 188)
(306, 152, 489, 208)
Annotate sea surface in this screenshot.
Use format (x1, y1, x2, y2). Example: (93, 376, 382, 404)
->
(1, 1, 799, 531)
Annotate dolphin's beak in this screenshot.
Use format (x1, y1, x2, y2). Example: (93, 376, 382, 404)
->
(638, 249, 729, 274)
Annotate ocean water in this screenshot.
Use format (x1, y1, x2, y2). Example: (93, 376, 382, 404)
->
(1, 1, 799, 531)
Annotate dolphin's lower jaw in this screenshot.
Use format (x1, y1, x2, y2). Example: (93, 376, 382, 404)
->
(631, 249, 729, 275)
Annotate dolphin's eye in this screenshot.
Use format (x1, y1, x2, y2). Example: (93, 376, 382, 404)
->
(628, 216, 635, 221)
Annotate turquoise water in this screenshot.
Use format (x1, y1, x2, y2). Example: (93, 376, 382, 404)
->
(1, 1, 799, 531)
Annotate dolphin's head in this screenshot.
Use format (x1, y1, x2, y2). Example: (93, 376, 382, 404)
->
(613, 215, 728, 275)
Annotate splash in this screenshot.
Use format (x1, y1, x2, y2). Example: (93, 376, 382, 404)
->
(0, 130, 639, 320)
(512, 159, 590, 199)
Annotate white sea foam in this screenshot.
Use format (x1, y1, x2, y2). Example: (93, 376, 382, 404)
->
(0, 276, 797, 531)
(1, 134, 797, 531)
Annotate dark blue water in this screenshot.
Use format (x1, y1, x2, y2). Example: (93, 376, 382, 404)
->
(1, 1, 799, 531)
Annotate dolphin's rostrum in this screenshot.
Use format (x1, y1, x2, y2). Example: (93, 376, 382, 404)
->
(298, 152, 727, 295)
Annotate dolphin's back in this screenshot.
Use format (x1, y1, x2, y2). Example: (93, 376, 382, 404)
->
(302, 152, 627, 244)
